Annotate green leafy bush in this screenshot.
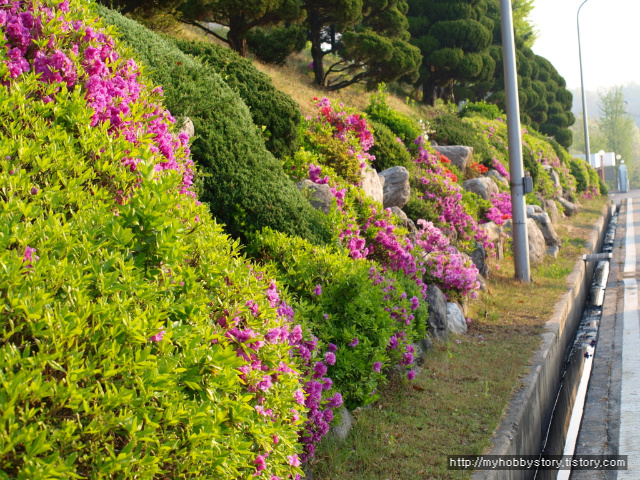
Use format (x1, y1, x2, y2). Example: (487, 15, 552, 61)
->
(248, 229, 427, 409)
(570, 158, 590, 192)
(0, 2, 317, 477)
(432, 113, 493, 163)
(175, 39, 302, 159)
(246, 24, 307, 65)
(99, 7, 330, 245)
(460, 100, 502, 120)
(365, 84, 422, 144)
(368, 120, 414, 172)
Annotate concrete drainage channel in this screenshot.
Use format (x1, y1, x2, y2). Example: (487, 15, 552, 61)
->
(536, 208, 618, 480)
(472, 204, 614, 480)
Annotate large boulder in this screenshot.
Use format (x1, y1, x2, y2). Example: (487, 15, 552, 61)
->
(446, 303, 467, 335)
(531, 212, 561, 247)
(296, 180, 334, 215)
(433, 145, 473, 174)
(360, 166, 384, 205)
(480, 221, 506, 260)
(558, 197, 579, 217)
(470, 242, 489, 278)
(390, 206, 417, 235)
(543, 198, 560, 224)
(379, 166, 411, 209)
(463, 177, 499, 201)
(504, 218, 547, 266)
(543, 165, 561, 187)
(487, 169, 508, 186)
(177, 116, 194, 138)
(329, 407, 354, 442)
(425, 284, 449, 341)
(526, 204, 543, 217)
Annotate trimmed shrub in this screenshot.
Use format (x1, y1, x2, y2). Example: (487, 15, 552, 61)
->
(98, 7, 330, 245)
(432, 113, 493, 163)
(369, 120, 414, 172)
(174, 39, 302, 159)
(460, 100, 502, 120)
(1, 1, 337, 477)
(246, 24, 307, 65)
(248, 229, 427, 409)
(570, 158, 590, 193)
(365, 84, 422, 144)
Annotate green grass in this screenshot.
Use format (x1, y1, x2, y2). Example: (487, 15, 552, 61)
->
(309, 196, 609, 479)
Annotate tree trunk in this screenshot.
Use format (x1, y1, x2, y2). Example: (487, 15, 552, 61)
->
(308, 14, 325, 86)
(443, 78, 455, 104)
(423, 76, 437, 106)
(228, 17, 248, 57)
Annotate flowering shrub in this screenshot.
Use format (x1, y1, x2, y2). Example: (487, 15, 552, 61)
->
(405, 139, 493, 255)
(414, 220, 481, 299)
(298, 97, 374, 183)
(486, 192, 513, 226)
(0, 1, 324, 477)
(249, 229, 426, 409)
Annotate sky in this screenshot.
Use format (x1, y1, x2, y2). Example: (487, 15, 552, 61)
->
(529, 0, 640, 92)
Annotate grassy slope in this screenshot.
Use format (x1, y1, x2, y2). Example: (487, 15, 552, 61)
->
(161, 24, 609, 479)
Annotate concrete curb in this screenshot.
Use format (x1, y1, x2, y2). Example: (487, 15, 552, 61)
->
(472, 202, 612, 480)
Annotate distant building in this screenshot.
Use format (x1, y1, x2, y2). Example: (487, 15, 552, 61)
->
(574, 151, 616, 168)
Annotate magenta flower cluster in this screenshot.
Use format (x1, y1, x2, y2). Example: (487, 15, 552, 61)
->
(0, 0, 195, 197)
(485, 192, 512, 226)
(412, 140, 493, 254)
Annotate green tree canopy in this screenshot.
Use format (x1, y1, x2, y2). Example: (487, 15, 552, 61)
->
(307, 0, 421, 90)
(179, 0, 304, 55)
(598, 86, 637, 162)
(406, 0, 495, 105)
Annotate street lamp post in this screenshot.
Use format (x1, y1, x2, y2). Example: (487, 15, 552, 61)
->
(578, 0, 591, 167)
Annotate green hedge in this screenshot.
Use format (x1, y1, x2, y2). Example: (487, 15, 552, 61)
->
(0, 3, 308, 477)
(99, 7, 330, 245)
(175, 39, 302, 159)
(248, 228, 427, 409)
(369, 120, 414, 172)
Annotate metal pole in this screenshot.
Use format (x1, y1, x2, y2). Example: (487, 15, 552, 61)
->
(500, 0, 530, 282)
(578, 0, 591, 166)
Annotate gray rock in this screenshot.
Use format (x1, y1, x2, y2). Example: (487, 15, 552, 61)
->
(503, 218, 547, 266)
(558, 197, 579, 217)
(329, 407, 354, 442)
(547, 246, 560, 258)
(360, 166, 384, 205)
(543, 199, 560, 224)
(417, 336, 433, 354)
(462, 177, 499, 201)
(379, 166, 411, 209)
(470, 242, 489, 278)
(411, 342, 425, 367)
(425, 284, 449, 341)
(390, 206, 417, 235)
(177, 116, 194, 139)
(543, 165, 561, 187)
(433, 145, 473, 173)
(526, 218, 547, 266)
(296, 180, 333, 215)
(446, 302, 467, 335)
(480, 221, 506, 260)
(530, 212, 561, 247)
(563, 190, 576, 203)
(526, 204, 543, 217)
(487, 169, 508, 185)
(477, 274, 487, 292)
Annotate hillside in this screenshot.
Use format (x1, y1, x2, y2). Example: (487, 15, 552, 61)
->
(0, 2, 608, 479)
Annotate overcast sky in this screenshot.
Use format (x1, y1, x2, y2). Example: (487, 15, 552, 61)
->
(529, 0, 640, 92)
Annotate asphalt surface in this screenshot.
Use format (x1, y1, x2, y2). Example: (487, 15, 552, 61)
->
(572, 190, 640, 479)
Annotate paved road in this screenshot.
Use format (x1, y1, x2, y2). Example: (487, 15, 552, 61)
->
(572, 190, 640, 479)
